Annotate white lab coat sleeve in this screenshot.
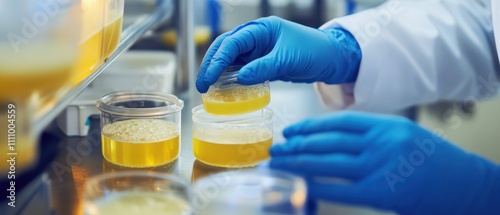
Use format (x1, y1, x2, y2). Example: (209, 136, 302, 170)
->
(315, 0, 500, 113)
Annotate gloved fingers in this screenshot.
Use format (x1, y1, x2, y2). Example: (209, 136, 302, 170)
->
(203, 23, 271, 88)
(237, 49, 281, 85)
(283, 111, 385, 138)
(196, 32, 231, 93)
(269, 154, 364, 180)
(270, 133, 367, 156)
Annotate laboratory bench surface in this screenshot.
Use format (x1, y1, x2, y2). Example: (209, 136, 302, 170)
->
(43, 82, 395, 215)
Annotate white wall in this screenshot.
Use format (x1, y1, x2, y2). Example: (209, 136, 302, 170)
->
(418, 99, 500, 164)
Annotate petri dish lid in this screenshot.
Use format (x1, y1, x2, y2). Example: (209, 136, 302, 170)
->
(214, 65, 243, 85)
(193, 169, 307, 214)
(96, 91, 184, 117)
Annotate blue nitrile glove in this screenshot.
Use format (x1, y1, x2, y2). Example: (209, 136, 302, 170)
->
(269, 111, 500, 215)
(196, 16, 361, 93)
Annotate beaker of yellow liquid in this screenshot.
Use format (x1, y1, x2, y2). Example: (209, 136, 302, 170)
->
(103, 0, 124, 60)
(84, 172, 193, 215)
(202, 65, 271, 115)
(192, 105, 274, 168)
(0, 0, 81, 174)
(96, 92, 184, 168)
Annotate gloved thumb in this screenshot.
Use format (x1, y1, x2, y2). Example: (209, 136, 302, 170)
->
(237, 51, 280, 85)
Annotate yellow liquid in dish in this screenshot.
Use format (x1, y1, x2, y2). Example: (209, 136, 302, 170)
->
(193, 127, 272, 167)
(102, 17, 123, 59)
(87, 192, 190, 215)
(202, 85, 270, 115)
(101, 119, 180, 168)
(0, 124, 36, 174)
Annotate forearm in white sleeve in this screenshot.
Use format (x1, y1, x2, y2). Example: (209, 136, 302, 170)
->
(316, 0, 500, 113)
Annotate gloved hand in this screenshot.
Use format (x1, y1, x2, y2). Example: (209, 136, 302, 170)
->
(270, 111, 500, 215)
(196, 16, 362, 93)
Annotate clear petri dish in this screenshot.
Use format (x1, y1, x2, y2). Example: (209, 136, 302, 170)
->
(96, 92, 184, 168)
(202, 65, 271, 115)
(84, 172, 192, 215)
(193, 169, 307, 215)
(192, 105, 273, 168)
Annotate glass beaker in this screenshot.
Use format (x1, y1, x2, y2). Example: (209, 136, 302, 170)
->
(192, 105, 273, 168)
(96, 92, 184, 168)
(84, 172, 192, 215)
(193, 169, 307, 215)
(0, 0, 81, 174)
(202, 65, 271, 115)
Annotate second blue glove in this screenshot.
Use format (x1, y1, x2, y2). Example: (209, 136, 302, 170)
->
(270, 112, 500, 215)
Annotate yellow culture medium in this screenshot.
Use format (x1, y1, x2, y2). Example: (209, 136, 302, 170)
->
(73, 0, 104, 85)
(202, 85, 270, 115)
(102, 16, 123, 59)
(72, 1, 124, 85)
(193, 127, 273, 168)
(73, 30, 103, 85)
(101, 119, 179, 168)
(73, 17, 123, 85)
(86, 192, 190, 215)
(0, 129, 36, 175)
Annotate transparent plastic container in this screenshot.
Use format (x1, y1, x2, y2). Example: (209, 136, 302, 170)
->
(202, 66, 271, 115)
(193, 169, 307, 215)
(96, 92, 184, 168)
(103, 0, 124, 59)
(84, 172, 192, 215)
(192, 105, 273, 168)
(74, 0, 105, 85)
